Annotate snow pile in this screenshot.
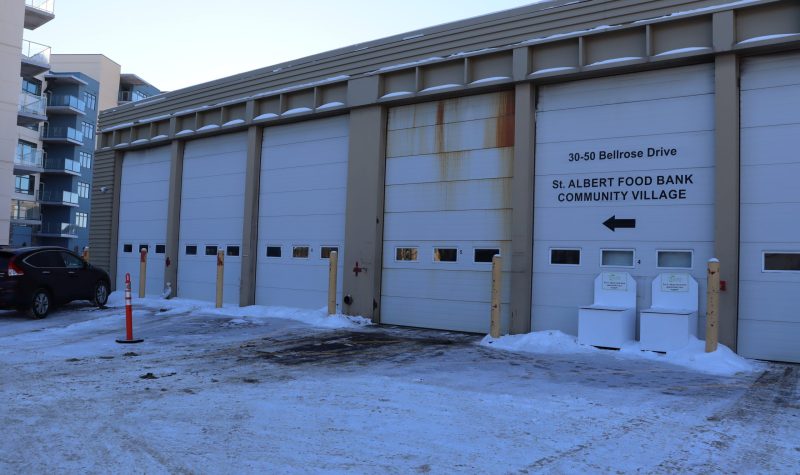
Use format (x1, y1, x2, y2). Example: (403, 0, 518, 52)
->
(106, 292, 372, 330)
(482, 332, 761, 376)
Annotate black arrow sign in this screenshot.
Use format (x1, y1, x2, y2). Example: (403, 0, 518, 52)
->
(603, 215, 636, 232)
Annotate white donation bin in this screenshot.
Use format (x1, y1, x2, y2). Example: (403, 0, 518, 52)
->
(578, 272, 637, 349)
(640, 273, 698, 352)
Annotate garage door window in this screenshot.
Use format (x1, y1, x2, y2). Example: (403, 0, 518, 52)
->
(601, 249, 634, 268)
(139, 244, 149, 253)
(205, 245, 218, 256)
(321, 246, 338, 259)
(293, 246, 310, 258)
(396, 247, 418, 262)
(227, 246, 240, 257)
(658, 250, 692, 269)
(123, 244, 132, 253)
(763, 252, 800, 272)
(185, 245, 197, 256)
(550, 249, 580, 265)
(434, 248, 457, 262)
(266, 246, 281, 258)
(155, 244, 166, 254)
(474, 248, 499, 263)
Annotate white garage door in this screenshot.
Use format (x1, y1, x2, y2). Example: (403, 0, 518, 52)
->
(381, 92, 513, 333)
(116, 146, 170, 295)
(178, 133, 246, 303)
(533, 65, 715, 336)
(255, 116, 348, 310)
(739, 53, 800, 363)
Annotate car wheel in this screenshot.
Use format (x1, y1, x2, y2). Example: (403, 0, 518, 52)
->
(28, 289, 50, 319)
(93, 280, 109, 307)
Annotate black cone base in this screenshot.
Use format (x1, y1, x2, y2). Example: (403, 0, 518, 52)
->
(116, 338, 144, 344)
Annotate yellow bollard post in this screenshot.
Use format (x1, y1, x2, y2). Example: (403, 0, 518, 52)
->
(138, 248, 147, 298)
(705, 258, 720, 353)
(490, 254, 502, 338)
(82, 246, 90, 262)
(216, 249, 224, 308)
(327, 250, 338, 315)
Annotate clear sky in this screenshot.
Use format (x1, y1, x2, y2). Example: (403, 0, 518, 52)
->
(30, 0, 541, 92)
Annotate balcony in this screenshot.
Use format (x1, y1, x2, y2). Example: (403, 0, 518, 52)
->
(43, 157, 81, 176)
(47, 95, 86, 115)
(36, 222, 78, 239)
(11, 200, 42, 225)
(24, 0, 55, 30)
(41, 126, 83, 145)
(18, 92, 47, 125)
(14, 148, 45, 173)
(38, 189, 79, 207)
(21, 39, 51, 76)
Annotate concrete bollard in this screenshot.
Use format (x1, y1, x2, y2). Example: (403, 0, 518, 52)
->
(139, 248, 147, 299)
(216, 249, 224, 308)
(705, 258, 720, 353)
(490, 254, 502, 338)
(328, 251, 338, 315)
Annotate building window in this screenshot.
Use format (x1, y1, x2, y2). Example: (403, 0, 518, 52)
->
(293, 246, 310, 258)
(433, 248, 458, 262)
(226, 245, 240, 257)
(123, 244, 132, 253)
(474, 248, 500, 263)
(21, 78, 41, 95)
(601, 249, 635, 268)
(83, 91, 97, 110)
(185, 245, 197, 255)
(395, 247, 418, 262)
(155, 244, 166, 254)
(205, 245, 218, 256)
(14, 175, 34, 195)
(82, 122, 94, 139)
(763, 252, 800, 272)
(321, 246, 338, 259)
(657, 250, 693, 269)
(77, 182, 89, 198)
(132, 90, 148, 102)
(266, 246, 281, 258)
(76, 212, 88, 228)
(79, 152, 92, 169)
(550, 249, 581, 265)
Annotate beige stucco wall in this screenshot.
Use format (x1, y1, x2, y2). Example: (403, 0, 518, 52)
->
(0, 0, 26, 245)
(50, 54, 121, 111)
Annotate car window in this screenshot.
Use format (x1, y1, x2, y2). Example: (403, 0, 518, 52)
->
(61, 252, 84, 269)
(25, 251, 65, 268)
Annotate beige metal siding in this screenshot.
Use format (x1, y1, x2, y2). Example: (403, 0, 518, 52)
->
(89, 150, 118, 277)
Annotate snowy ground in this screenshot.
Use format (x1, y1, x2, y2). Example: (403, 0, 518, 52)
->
(0, 295, 798, 474)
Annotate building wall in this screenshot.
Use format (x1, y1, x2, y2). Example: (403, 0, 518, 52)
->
(50, 54, 121, 112)
(93, 0, 800, 362)
(0, 0, 26, 245)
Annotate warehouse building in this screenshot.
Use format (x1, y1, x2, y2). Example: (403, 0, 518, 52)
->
(93, 0, 800, 363)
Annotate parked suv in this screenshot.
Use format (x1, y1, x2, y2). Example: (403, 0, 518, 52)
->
(0, 246, 110, 318)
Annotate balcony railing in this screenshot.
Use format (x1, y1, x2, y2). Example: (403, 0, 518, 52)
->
(43, 157, 81, 174)
(37, 222, 78, 237)
(21, 39, 51, 65)
(41, 126, 83, 144)
(11, 201, 41, 222)
(47, 95, 86, 113)
(39, 189, 79, 206)
(18, 92, 47, 116)
(25, 0, 55, 14)
(14, 149, 45, 169)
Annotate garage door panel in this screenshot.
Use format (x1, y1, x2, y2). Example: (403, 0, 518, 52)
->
(387, 117, 512, 157)
(177, 259, 241, 303)
(260, 189, 347, 216)
(388, 93, 513, 131)
(263, 163, 348, 192)
(260, 137, 349, 170)
(537, 64, 714, 111)
(184, 134, 247, 159)
(741, 203, 800, 242)
(260, 215, 345, 241)
(741, 163, 800, 203)
(385, 178, 511, 213)
(180, 195, 245, 219)
(537, 95, 714, 143)
(381, 296, 510, 333)
(382, 241, 511, 271)
(120, 181, 169, 202)
(382, 268, 510, 303)
(740, 85, 800, 127)
(531, 305, 579, 335)
(180, 217, 243, 241)
(740, 124, 800, 166)
(117, 199, 168, 221)
(182, 173, 246, 197)
(532, 272, 595, 308)
(738, 320, 800, 362)
(741, 54, 800, 90)
(385, 148, 513, 186)
(262, 116, 348, 147)
(740, 281, 800, 323)
(121, 163, 171, 184)
(385, 210, 511, 241)
(534, 132, 714, 175)
(740, 243, 800, 279)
